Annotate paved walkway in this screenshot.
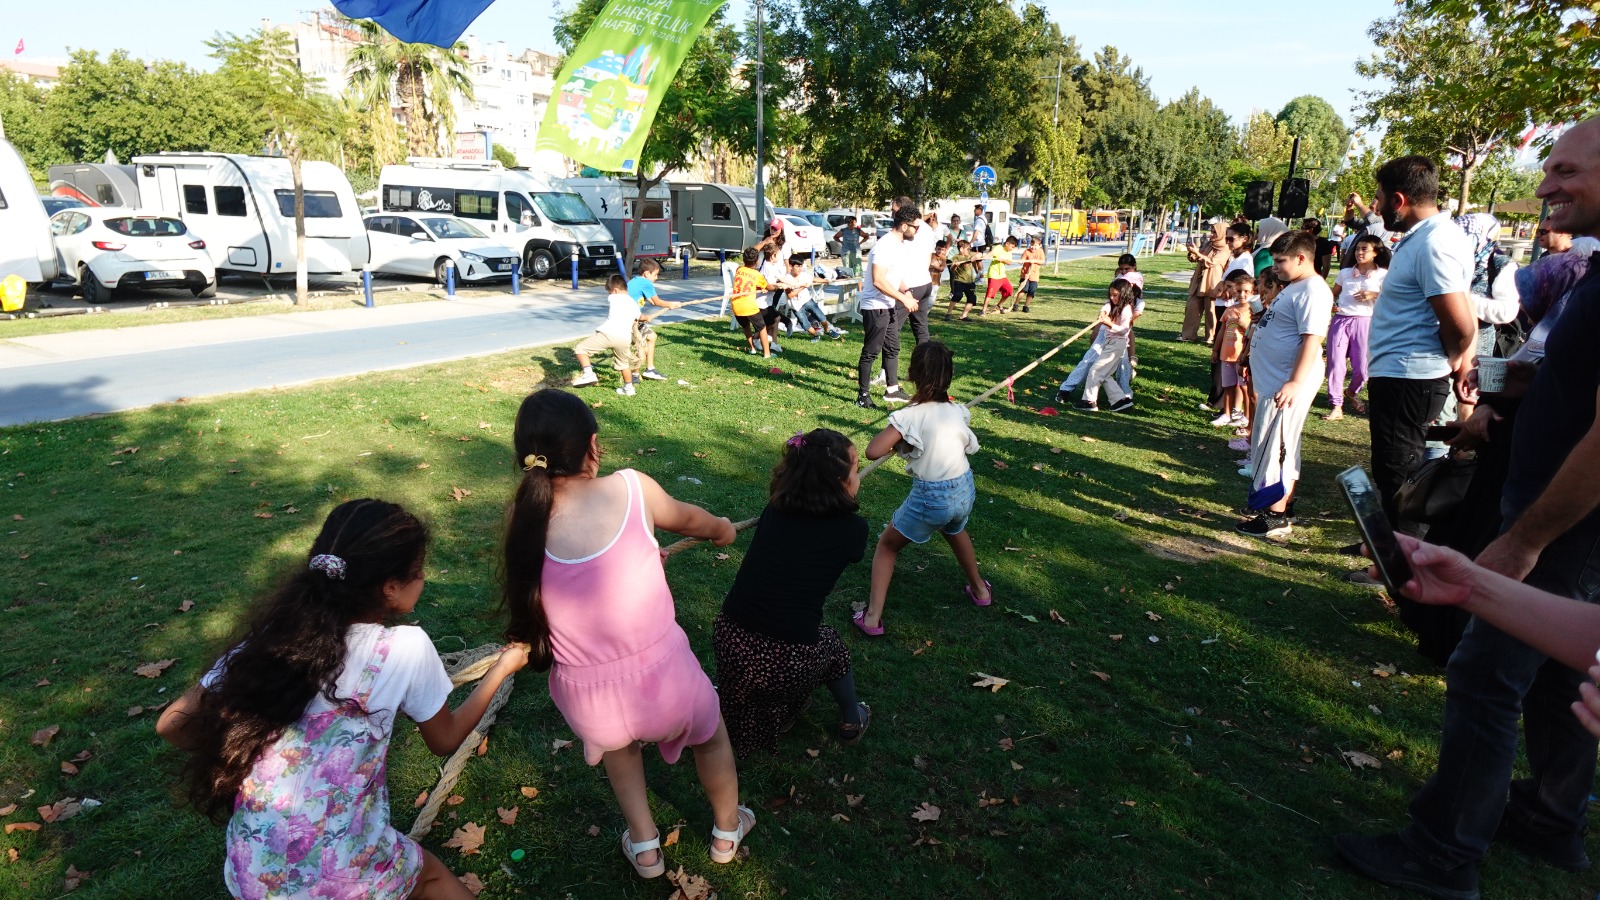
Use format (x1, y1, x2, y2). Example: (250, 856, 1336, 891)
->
(0, 245, 1120, 426)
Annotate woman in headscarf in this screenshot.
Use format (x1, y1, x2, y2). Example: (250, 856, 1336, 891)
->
(1180, 220, 1229, 342)
(1252, 217, 1290, 275)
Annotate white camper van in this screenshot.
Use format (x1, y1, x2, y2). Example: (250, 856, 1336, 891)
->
(558, 177, 672, 263)
(0, 138, 58, 289)
(378, 159, 617, 279)
(132, 153, 370, 277)
(933, 197, 1011, 244)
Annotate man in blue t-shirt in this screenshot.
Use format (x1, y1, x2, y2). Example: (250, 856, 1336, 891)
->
(624, 258, 682, 382)
(1337, 115, 1600, 900)
(1359, 156, 1476, 543)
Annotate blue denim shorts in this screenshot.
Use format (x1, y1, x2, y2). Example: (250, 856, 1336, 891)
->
(892, 471, 976, 543)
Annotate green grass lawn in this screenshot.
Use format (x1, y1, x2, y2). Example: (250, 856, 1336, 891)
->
(0, 255, 1589, 898)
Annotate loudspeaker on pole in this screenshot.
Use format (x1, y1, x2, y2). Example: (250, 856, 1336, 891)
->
(1243, 181, 1274, 220)
(1277, 178, 1310, 219)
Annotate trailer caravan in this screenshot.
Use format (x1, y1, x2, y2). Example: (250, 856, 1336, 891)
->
(0, 139, 58, 289)
(131, 153, 369, 277)
(670, 183, 762, 259)
(932, 197, 1011, 244)
(559, 177, 672, 263)
(378, 159, 616, 279)
(48, 163, 140, 208)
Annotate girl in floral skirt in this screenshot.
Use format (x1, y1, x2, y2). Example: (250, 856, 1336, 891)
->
(158, 500, 529, 900)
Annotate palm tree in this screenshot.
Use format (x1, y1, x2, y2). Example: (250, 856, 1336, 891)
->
(345, 18, 474, 159)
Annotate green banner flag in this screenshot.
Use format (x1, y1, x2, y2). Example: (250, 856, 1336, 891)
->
(536, 0, 726, 174)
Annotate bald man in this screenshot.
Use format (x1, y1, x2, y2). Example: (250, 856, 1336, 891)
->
(1338, 117, 1600, 900)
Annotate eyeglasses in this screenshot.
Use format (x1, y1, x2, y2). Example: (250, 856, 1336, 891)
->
(1535, 229, 1551, 236)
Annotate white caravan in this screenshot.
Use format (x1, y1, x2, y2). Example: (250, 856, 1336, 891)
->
(558, 177, 672, 263)
(131, 153, 370, 277)
(932, 197, 1012, 244)
(0, 138, 58, 288)
(379, 159, 618, 279)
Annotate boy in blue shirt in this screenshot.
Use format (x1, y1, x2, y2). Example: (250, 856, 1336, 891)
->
(625, 258, 683, 382)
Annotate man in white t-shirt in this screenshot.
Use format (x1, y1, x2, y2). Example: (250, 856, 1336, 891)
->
(855, 206, 920, 408)
(1236, 231, 1333, 539)
(898, 202, 939, 347)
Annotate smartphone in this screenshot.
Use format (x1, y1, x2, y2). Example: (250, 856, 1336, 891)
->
(1336, 466, 1413, 594)
(1425, 424, 1462, 442)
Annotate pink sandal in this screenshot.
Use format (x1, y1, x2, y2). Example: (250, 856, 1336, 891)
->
(965, 580, 993, 607)
(851, 609, 885, 636)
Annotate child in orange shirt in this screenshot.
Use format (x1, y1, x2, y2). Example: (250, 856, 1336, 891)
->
(1214, 270, 1255, 429)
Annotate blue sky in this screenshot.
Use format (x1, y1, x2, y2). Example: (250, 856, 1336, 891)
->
(6, 0, 1392, 127)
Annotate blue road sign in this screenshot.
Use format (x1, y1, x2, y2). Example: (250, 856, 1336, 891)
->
(973, 165, 997, 186)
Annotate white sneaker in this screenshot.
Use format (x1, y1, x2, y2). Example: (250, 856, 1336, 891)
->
(616, 383, 636, 397)
(1230, 413, 1248, 426)
(1238, 463, 1254, 478)
(640, 368, 666, 381)
(771, 342, 784, 354)
(883, 386, 911, 404)
(1198, 402, 1216, 412)
(571, 370, 598, 387)
(1209, 412, 1235, 427)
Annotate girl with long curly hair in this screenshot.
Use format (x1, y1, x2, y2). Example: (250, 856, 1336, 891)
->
(157, 499, 529, 900)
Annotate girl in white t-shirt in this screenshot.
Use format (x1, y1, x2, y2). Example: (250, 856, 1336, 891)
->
(854, 341, 990, 636)
(1074, 278, 1139, 412)
(1324, 234, 1390, 419)
(157, 500, 529, 900)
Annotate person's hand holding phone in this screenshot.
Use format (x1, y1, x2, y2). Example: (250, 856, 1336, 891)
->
(1369, 534, 1475, 606)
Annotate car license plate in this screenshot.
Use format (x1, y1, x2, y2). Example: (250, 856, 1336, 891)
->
(495, 263, 512, 272)
(145, 270, 184, 280)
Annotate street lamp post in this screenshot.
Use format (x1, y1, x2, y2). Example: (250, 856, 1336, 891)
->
(1040, 56, 1063, 273)
(753, 0, 767, 232)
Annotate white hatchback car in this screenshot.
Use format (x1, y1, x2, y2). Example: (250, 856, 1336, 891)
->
(775, 215, 828, 258)
(50, 208, 217, 301)
(363, 213, 520, 285)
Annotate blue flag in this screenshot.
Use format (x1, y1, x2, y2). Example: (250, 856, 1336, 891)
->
(331, 0, 495, 47)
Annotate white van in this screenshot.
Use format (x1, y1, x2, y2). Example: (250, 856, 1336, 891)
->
(0, 138, 58, 289)
(379, 159, 617, 279)
(932, 197, 1011, 245)
(132, 153, 370, 277)
(558, 177, 672, 263)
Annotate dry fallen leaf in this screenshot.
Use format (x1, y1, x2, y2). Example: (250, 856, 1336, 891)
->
(991, 458, 1009, 470)
(134, 659, 176, 678)
(805, 748, 820, 758)
(443, 822, 486, 855)
(970, 672, 1010, 692)
(663, 824, 682, 846)
(38, 798, 82, 823)
(1387, 749, 1405, 760)
(519, 786, 540, 800)
(1090, 671, 1111, 682)
(1109, 634, 1124, 642)
(126, 706, 144, 717)
(1372, 663, 1397, 678)
(1121, 799, 1137, 807)
(254, 511, 274, 519)
(5, 822, 41, 834)
(0, 804, 14, 817)
(459, 872, 485, 897)
(413, 791, 428, 809)
(6, 847, 16, 862)
(450, 486, 472, 502)
(587, 824, 601, 837)
(552, 738, 574, 752)
(998, 738, 1015, 751)
(715, 553, 730, 561)
(978, 793, 1005, 808)
(831, 813, 851, 822)
(1011, 761, 1024, 771)
(846, 794, 864, 808)
(1048, 610, 1066, 624)
(1342, 750, 1383, 770)
(60, 761, 79, 776)
(1144, 611, 1163, 622)
(31, 724, 59, 746)
(34, 678, 47, 687)
(1112, 510, 1130, 521)
(445, 794, 465, 807)
(666, 865, 715, 900)
(476, 736, 489, 757)
(497, 806, 518, 826)
(910, 802, 942, 822)
(64, 864, 91, 892)
(1081, 435, 1098, 443)
(177, 600, 194, 613)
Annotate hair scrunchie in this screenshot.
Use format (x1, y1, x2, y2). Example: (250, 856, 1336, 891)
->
(309, 554, 347, 580)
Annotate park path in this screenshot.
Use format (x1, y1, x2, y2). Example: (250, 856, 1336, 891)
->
(0, 244, 1118, 426)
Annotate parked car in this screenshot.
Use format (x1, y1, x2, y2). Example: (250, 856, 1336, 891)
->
(363, 213, 520, 284)
(1010, 216, 1046, 244)
(775, 214, 827, 257)
(820, 208, 880, 255)
(41, 195, 89, 217)
(49, 208, 216, 301)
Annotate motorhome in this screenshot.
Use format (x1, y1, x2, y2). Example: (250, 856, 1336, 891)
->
(932, 197, 1011, 244)
(0, 138, 58, 289)
(48, 163, 141, 208)
(379, 159, 617, 279)
(131, 153, 369, 277)
(559, 176, 672, 262)
(670, 182, 763, 259)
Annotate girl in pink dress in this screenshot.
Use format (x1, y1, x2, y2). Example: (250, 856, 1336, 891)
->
(157, 500, 530, 900)
(500, 388, 757, 879)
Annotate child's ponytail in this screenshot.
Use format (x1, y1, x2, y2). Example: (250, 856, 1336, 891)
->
(500, 389, 599, 672)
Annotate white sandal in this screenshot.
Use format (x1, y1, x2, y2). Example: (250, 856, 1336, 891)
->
(709, 805, 756, 864)
(620, 828, 666, 878)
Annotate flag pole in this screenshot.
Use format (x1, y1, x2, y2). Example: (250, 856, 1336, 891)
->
(753, 0, 766, 230)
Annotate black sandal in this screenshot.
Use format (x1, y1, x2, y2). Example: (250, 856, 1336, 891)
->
(834, 702, 872, 745)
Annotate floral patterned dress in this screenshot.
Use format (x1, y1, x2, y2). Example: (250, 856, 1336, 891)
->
(218, 626, 448, 900)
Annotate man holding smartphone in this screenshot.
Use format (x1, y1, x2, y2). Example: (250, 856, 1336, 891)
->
(1338, 117, 1600, 900)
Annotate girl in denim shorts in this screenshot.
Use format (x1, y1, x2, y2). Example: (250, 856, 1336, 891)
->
(852, 341, 992, 636)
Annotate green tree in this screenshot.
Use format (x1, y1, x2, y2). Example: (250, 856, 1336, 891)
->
(1274, 95, 1347, 185)
(211, 29, 344, 305)
(1236, 112, 1294, 178)
(1356, 5, 1528, 212)
(0, 74, 57, 181)
(346, 18, 474, 159)
(491, 144, 519, 168)
(1087, 96, 1178, 209)
(555, 0, 746, 269)
(1163, 89, 1234, 212)
(42, 50, 257, 165)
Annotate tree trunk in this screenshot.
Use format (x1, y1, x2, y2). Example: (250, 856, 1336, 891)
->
(292, 148, 308, 306)
(623, 168, 669, 276)
(1458, 163, 1474, 216)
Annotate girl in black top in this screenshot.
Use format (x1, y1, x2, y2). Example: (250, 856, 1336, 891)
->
(713, 428, 872, 757)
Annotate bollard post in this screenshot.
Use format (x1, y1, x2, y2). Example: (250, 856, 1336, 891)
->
(444, 260, 456, 298)
(682, 246, 690, 280)
(571, 252, 579, 290)
(362, 266, 374, 308)
(510, 260, 520, 295)
(616, 256, 628, 278)
(810, 249, 816, 270)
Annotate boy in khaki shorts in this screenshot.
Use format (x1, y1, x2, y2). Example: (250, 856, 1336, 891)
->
(572, 274, 645, 396)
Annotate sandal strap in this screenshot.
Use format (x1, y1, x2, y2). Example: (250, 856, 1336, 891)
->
(711, 806, 753, 842)
(625, 833, 662, 855)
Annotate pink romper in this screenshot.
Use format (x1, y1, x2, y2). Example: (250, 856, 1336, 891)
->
(542, 468, 722, 765)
